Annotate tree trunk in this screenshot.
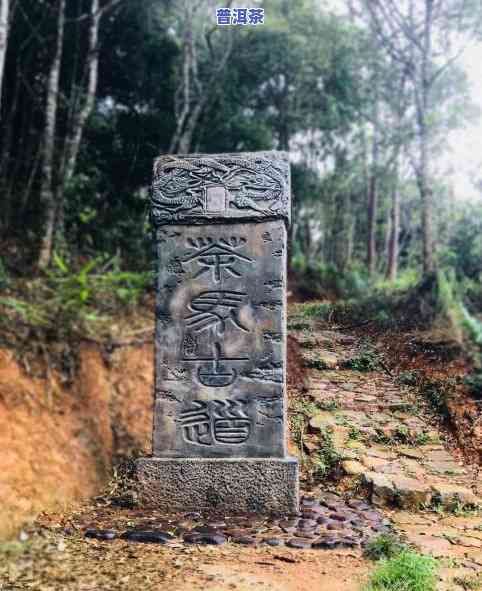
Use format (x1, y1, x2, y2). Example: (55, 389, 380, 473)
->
(417, 0, 436, 275)
(0, 0, 9, 111)
(37, 0, 66, 270)
(387, 155, 400, 281)
(55, 0, 100, 245)
(367, 127, 379, 277)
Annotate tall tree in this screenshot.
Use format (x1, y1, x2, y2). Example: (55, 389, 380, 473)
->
(361, 0, 482, 275)
(169, 0, 234, 154)
(0, 0, 8, 111)
(38, 0, 66, 270)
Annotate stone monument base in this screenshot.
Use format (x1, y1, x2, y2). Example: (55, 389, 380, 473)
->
(135, 457, 299, 514)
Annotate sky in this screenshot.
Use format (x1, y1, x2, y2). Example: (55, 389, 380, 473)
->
(320, 0, 482, 202)
(443, 44, 482, 200)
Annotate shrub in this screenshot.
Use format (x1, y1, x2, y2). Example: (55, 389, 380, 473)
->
(364, 550, 438, 591)
(364, 534, 407, 561)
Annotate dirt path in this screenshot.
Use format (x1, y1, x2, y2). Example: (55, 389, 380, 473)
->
(1, 308, 481, 590)
(289, 308, 482, 588)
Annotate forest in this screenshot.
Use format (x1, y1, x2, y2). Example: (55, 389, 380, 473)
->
(2, 2, 482, 589)
(1, 0, 481, 399)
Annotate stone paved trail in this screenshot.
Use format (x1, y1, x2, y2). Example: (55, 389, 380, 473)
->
(2, 315, 482, 591)
(289, 311, 482, 589)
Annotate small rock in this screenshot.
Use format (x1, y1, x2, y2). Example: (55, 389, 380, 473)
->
(287, 538, 312, 549)
(309, 412, 337, 432)
(85, 529, 117, 541)
(326, 522, 345, 530)
(347, 499, 371, 511)
(196, 534, 227, 545)
(122, 530, 173, 544)
(342, 460, 366, 476)
(329, 512, 349, 522)
(363, 472, 395, 507)
(431, 484, 479, 508)
(298, 519, 318, 529)
(224, 528, 251, 538)
(312, 537, 339, 549)
(263, 537, 283, 546)
(391, 476, 431, 509)
(232, 536, 257, 545)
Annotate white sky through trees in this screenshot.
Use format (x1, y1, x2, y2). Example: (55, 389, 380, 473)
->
(318, 0, 482, 201)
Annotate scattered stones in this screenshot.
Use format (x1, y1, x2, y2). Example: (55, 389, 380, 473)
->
(287, 538, 312, 549)
(122, 530, 173, 544)
(196, 534, 227, 545)
(263, 537, 283, 546)
(431, 484, 480, 508)
(363, 472, 395, 507)
(308, 412, 337, 432)
(342, 460, 366, 476)
(391, 476, 432, 509)
(232, 536, 257, 546)
(85, 529, 117, 541)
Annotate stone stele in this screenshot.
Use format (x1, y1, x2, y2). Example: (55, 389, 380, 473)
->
(136, 151, 299, 514)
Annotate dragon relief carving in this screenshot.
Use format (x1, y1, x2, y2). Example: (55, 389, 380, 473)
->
(151, 154, 289, 223)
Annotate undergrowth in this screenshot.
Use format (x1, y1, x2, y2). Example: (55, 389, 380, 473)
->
(364, 550, 438, 591)
(0, 253, 153, 344)
(363, 534, 407, 561)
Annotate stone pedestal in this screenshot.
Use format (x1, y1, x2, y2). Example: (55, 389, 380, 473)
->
(136, 151, 299, 514)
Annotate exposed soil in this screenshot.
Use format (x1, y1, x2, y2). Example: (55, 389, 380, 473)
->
(0, 333, 307, 541)
(0, 343, 153, 540)
(2, 302, 482, 590)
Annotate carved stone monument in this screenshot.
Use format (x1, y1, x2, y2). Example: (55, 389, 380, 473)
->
(136, 151, 299, 514)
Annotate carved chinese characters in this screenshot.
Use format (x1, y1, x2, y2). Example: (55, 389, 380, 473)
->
(153, 221, 286, 458)
(137, 152, 298, 514)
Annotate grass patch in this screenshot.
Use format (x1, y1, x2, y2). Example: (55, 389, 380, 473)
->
(312, 428, 341, 479)
(342, 349, 382, 372)
(364, 550, 438, 591)
(363, 534, 407, 561)
(305, 358, 330, 370)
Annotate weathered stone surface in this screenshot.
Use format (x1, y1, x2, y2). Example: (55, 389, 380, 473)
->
(152, 220, 288, 458)
(363, 472, 395, 507)
(341, 460, 366, 476)
(430, 484, 479, 507)
(391, 476, 431, 509)
(137, 151, 298, 514)
(136, 457, 299, 514)
(151, 152, 291, 226)
(308, 412, 337, 432)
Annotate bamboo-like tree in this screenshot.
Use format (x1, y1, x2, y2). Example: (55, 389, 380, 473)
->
(37, 0, 66, 270)
(360, 0, 482, 276)
(0, 0, 9, 110)
(169, 0, 235, 154)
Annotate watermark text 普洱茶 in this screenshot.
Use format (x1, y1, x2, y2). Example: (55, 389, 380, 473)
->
(216, 7, 264, 25)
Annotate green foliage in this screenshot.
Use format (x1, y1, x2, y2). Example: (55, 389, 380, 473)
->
(364, 551, 438, 591)
(0, 258, 9, 290)
(296, 302, 334, 320)
(419, 377, 451, 419)
(464, 371, 482, 399)
(306, 358, 330, 370)
(342, 347, 382, 372)
(364, 534, 407, 562)
(0, 257, 154, 341)
(312, 428, 341, 479)
(396, 371, 419, 387)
